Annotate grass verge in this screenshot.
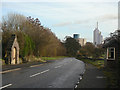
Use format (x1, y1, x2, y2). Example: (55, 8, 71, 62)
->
(2, 56, 67, 65)
(78, 58, 104, 68)
(41, 56, 67, 61)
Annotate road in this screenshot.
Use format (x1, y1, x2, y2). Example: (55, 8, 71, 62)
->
(2, 58, 85, 88)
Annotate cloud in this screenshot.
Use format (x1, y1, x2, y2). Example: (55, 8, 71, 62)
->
(74, 19, 91, 24)
(98, 14, 117, 21)
(53, 22, 73, 27)
(53, 19, 92, 27)
(53, 14, 117, 27)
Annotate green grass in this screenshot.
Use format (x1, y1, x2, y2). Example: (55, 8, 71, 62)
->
(2, 56, 67, 65)
(0, 59, 6, 65)
(80, 59, 104, 68)
(41, 56, 67, 61)
(25, 56, 67, 63)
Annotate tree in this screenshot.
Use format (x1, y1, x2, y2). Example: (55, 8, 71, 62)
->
(79, 42, 104, 59)
(22, 16, 66, 57)
(64, 37, 81, 56)
(2, 13, 66, 59)
(2, 13, 26, 31)
(2, 13, 35, 60)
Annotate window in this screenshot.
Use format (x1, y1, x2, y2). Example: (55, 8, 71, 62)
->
(107, 47, 115, 60)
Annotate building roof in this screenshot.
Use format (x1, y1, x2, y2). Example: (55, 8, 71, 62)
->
(7, 34, 16, 51)
(103, 30, 120, 48)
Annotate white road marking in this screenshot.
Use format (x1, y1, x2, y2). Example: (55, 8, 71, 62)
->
(30, 64, 43, 67)
(96, 76, 106, 79)
(79, 76, 82, 80)
(0, 84, 12, 89)
(30, 69, 49, 77)
(0, 68, 21, 74)
(30, 73, 41, 77)
(40, 69, 49, 74)
(75, 85, 78, 88)
(54, 65, 62, 68)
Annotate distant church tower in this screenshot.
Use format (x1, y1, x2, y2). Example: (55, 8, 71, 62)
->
(93, 22, 103, 46)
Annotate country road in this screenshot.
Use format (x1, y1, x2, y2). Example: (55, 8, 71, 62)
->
(2, 58, 85, 88)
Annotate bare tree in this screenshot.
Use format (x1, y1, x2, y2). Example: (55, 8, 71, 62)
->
(2, 13, 26, 31)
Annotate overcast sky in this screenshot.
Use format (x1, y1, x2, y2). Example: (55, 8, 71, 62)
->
(1, 0, 119, 42)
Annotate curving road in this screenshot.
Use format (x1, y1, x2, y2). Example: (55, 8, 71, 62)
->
(2, 58, 85, 88)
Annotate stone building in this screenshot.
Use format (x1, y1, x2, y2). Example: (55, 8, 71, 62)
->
(103, 30, 120, 68)
(6, 34, 19, 64)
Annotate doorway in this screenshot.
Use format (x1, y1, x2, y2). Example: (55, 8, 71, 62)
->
(12, 47, 17, 64)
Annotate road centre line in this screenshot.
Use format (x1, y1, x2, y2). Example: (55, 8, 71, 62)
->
(30, 69, 49, 77)
(54, 65, 62, 68)
(1, 64, 44, 74)
(96, 76, 106, 79)
(0, 84, 12, 89)
(0, 68, 21, 74)
(30, 64, 43, 67)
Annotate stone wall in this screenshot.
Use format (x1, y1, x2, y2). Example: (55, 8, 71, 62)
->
(11, 37, 19, 64)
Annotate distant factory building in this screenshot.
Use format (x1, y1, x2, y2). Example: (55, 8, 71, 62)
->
(73, 34, 86, 46)
(93, 22, 103, 46)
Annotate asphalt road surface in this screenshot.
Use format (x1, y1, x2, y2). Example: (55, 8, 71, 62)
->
(2, 58, 85, 88)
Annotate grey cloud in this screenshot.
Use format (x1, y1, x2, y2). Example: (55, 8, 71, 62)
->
(74, 19, 91, 24)
(99, 14, 117, 21)
(53, 19, 91, 27)
(53, 22, 73, 27)
(53, 14, 117, 27)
